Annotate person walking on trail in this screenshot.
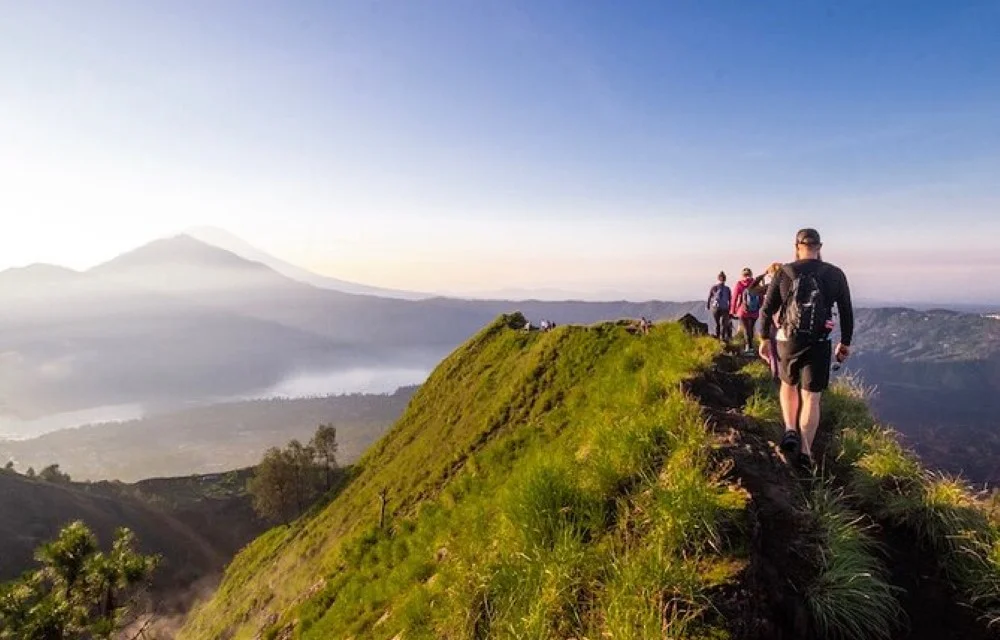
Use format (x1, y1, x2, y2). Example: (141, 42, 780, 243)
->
(758, 228, 854, 470)
(755, 262, 784, 380)
(751, 262, 783, 296)
(706, 272, 732, 341)
(639, 316, 652, 335)
(731, 267, 762, 355)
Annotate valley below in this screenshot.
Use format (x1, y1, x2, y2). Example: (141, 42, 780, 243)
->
(1, 233, 997, 639)
(0, 238, 996, 486)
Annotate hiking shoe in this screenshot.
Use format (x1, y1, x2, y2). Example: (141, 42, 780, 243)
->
(779, 430, 801, 456)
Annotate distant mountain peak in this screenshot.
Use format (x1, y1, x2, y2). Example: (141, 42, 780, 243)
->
(0, 263, 79, 277)
(184, 226, 256, 250)
(91, 234, 271, 273)
(184, 227, 431, 300)
(0, 263, 81, 288)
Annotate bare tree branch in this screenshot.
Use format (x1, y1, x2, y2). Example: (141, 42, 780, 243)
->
(127, 615, 155, 640)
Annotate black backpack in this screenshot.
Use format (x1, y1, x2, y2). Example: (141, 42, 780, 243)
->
(780, 265, 829, 341)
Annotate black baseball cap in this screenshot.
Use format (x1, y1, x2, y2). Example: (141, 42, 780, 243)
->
(796, 228, 822, 246)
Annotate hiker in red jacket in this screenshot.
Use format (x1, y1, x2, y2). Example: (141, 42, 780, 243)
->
(731, 267, 762, 355)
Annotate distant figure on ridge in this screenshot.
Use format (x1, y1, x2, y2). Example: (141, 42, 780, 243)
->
(639, 316, 652, 335)
(706, 272, 733, 342)
(731, 267, 762, 354)
(758, 228, 854, 470)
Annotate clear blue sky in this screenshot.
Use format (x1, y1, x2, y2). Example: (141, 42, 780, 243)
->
(1, 1, 997, 301)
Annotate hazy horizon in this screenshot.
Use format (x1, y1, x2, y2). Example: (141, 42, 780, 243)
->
(1, 227, 999, 306)
(2, 2, 998, 301)
(0, 228, 996, 307)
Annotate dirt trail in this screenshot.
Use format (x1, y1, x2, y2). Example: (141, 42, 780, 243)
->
(686, 356, 818, 639)
(685, 354, 996, 640)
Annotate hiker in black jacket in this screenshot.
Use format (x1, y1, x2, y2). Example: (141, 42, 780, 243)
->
(758, 229, 854, 469)
(706, 272, 732, 341)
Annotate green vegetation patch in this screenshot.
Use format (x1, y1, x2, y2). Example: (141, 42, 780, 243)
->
(185, 318, 1000, 640)
(804, 483, 902, 640)
(181, 315, 748, 639)
(827, 380, 1000, 627)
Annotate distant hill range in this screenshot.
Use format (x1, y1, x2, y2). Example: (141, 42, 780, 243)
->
(0, 233, 701, 423)
(0, 467, 264, 618)
(0, 231, 997, 482)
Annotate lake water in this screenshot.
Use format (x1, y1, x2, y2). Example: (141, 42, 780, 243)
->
(0, 365, 433, 441)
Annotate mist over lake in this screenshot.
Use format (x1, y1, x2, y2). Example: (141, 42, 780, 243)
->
(0, 403, 145, 440)
(250, 365, 430, 399)
(0, 362, 432, 441)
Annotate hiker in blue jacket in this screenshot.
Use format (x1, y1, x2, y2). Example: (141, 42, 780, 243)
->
(706, 272, 733, 342)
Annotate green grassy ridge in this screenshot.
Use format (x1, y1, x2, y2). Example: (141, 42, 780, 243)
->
(180, 315, 751, 639)
(181, 317, 1000, 639)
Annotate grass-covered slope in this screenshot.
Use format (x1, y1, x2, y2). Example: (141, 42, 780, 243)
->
(181, 315, 741, 639)
(180, 314, 1000, 640)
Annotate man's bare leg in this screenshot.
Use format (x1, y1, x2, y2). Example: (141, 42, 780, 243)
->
(779, 382, 801, 434)
(798, 391, 822, 458)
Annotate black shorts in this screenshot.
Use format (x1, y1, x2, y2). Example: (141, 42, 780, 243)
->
(777, 339, 832, 392)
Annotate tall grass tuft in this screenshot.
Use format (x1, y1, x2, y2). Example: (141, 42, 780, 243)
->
(805, 484, 903, 640)
(848, 429, 925, 519)
(601, 548, 707, 639)
(833, 403, 1000, 626)
(469, 533, 595, 639)
(821, 376, 877, 437)
(742, 390, 782, 425)
(971, 538, 1000, 626)
(502, 457, 604, 552)
(917, 475, 991, 554)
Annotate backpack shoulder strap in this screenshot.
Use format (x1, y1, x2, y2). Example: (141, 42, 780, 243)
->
(777, 265, 797, 324)
(781, 264, 796, 282)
